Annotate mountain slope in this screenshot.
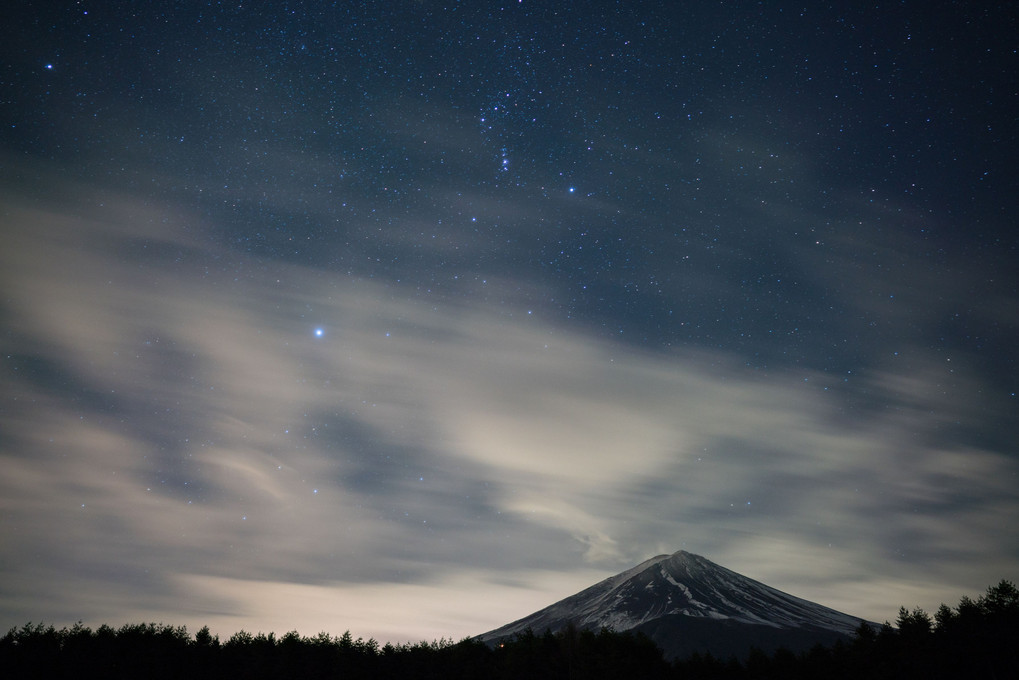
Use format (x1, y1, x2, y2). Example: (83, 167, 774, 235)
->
(479, 550, 874, 659)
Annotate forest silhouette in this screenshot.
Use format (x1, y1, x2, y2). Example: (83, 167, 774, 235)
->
(2, 580, 1016, 679)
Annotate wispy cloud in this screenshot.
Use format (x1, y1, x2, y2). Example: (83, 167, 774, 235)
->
(1, 170, 1015, 639)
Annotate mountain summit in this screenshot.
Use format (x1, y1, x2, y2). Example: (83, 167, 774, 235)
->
(479, 550, 874, 660)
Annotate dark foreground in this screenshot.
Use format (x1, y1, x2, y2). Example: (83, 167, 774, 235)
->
(3, 581, 1016, 679)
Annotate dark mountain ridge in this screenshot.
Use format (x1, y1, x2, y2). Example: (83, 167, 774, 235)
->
(480, 550, 876, 659)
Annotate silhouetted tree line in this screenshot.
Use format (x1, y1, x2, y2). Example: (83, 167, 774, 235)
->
(2, 580, 1016, 679)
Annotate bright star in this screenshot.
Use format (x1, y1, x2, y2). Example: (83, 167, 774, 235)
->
(314, 328, 324, 337)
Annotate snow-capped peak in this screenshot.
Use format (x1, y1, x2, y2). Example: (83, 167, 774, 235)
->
(480, 550, 869, 643)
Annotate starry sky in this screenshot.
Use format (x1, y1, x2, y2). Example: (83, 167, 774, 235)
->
(2, 1, 1017, 643)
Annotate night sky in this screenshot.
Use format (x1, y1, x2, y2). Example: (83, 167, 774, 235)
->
(2, 1, 1017, 643)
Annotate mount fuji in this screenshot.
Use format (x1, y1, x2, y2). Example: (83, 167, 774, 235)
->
(479, 550, 877, 660)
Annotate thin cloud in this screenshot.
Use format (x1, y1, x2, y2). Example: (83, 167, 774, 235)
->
(1, 174, 1016, 637)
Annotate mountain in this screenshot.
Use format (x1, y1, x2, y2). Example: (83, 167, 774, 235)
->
(479, 550, 876, 660)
